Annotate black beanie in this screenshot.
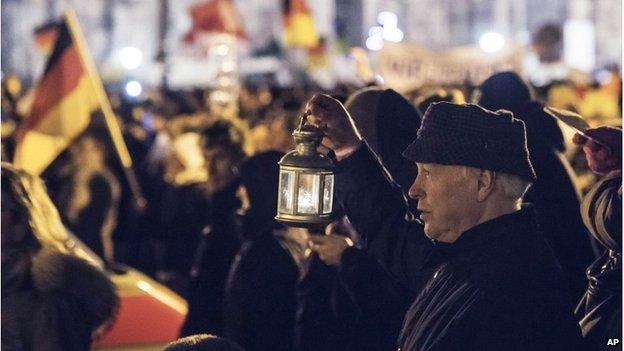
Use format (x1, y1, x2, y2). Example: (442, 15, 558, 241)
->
(403, 102, 537, 182)
(478, 71, 565, 152)
(477, 71, 534, 113)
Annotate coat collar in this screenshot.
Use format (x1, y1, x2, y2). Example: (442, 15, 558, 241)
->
(427, 205, 538, 261)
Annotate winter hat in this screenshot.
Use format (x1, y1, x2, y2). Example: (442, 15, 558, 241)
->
(477, 71, 565, 152)
(477, 71, 534, 113)
(403, 102, 537, 182)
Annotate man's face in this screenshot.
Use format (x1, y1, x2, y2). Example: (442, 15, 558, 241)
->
(408, 163, 481, 243)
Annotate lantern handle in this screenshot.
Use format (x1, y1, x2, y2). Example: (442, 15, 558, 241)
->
(297, 110, 312, 132)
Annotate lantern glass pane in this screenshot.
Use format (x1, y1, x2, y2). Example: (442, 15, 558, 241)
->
(278, 170, 294, 213)
(297, 173, 320, 214)
(322, 174, 333, 214)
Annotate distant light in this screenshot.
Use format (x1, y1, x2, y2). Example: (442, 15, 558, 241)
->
(479, 32, 505, 53)
(563, 20, 595, 72)
(125, 80, 142, 97)
(217, 76, 235, 86)
(375, 74, 385, 85)
(377, 11, 398, 28)
(369, 26, 384, 38)
(214, 44, 230, 56)
(119, 47, 143, 70)
(383, 27, 404, 43)
(221, 61, 236, 73)
(366, 36, 384, 51)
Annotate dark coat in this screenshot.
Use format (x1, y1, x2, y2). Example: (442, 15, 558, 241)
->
(223, 232, 299, 351)
(335, 144, 582, 351)
(160, 182, 210, 276)
(517, 102, 594, 300)
(58, 171, 120, 261)
(398, 207, 581, 351)
(575, 174, 622, 349)
(478, 72, 595, 300)
(294, 255, 356, 351)
(295, 89, 421, 351)
(180, 180, 241, 337)
(222, 151, 299, 351)
(335, 144, 435, 292)
(295, 241, 412, 351)
(337, 247, 415, 351)
(1, 249, 118, 351)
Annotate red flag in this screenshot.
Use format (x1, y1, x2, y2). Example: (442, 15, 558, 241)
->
(183, 0, 246, 43)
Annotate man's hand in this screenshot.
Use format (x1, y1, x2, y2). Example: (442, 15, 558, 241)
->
(572, 126, 622, 175)
(309, 234, 354, 266)
(306, 94, 362, 160)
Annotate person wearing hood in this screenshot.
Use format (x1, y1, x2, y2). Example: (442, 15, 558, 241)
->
(572, 126, 621, 348)
(1, 163, 119, 351)
(223, 150, 307, 351)
(307, 88, 425, 350)
(476, 71, 595, 301)
(330, 87, 426, 285)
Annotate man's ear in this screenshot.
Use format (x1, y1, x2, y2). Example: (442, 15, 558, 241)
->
(476, 169, 496, 202)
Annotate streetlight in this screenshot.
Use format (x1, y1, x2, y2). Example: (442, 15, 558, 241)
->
(479, 32, 505, 53)
(119, 46, 143, 70)
(276, 111, 335, 230)
(125, 80, 142, 97)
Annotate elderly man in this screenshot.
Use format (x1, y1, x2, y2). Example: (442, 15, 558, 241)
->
(307, 95, 581, 350)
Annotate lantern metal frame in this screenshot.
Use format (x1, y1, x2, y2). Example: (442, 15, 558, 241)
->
(276, 111, 335, 229)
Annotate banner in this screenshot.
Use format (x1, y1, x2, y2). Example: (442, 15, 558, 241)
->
(377, 42, 524, 92)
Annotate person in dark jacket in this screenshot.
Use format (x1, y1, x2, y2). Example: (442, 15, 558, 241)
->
(307, 96, 582, 350)
(307, 87, 421, 350)
(222, 151, 301, 351)
(57, 133, 121, 263)
(572, 126, 622, 349)
(181, 121, 245, 337)
(1, 163, 119, 351)
(477, 71, 595, 300)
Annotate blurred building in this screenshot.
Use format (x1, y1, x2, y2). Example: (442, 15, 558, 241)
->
(1, 0, 621, 87)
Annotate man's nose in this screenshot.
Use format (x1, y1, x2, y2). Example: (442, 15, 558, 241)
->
(408, 180, 423, 200)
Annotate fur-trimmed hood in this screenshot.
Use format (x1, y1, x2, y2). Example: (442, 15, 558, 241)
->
(30, 249, 119, 329)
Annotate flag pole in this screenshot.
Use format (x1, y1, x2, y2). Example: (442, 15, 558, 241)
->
(64, 8, 146, 209)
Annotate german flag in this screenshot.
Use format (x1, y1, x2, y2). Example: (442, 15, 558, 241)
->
(283, 0, 319, 48)
(14, 16, 100, 175)
(34, 21, 60, 56)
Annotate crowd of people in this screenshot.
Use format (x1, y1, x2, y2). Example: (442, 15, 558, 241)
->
(1, 68, 622, 350)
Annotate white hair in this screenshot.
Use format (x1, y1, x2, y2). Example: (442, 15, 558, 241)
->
(455, 166, 531, 203)
(496, 172, 532, 203)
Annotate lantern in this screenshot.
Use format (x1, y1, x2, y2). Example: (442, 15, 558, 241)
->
(276, 112, 334, 229)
